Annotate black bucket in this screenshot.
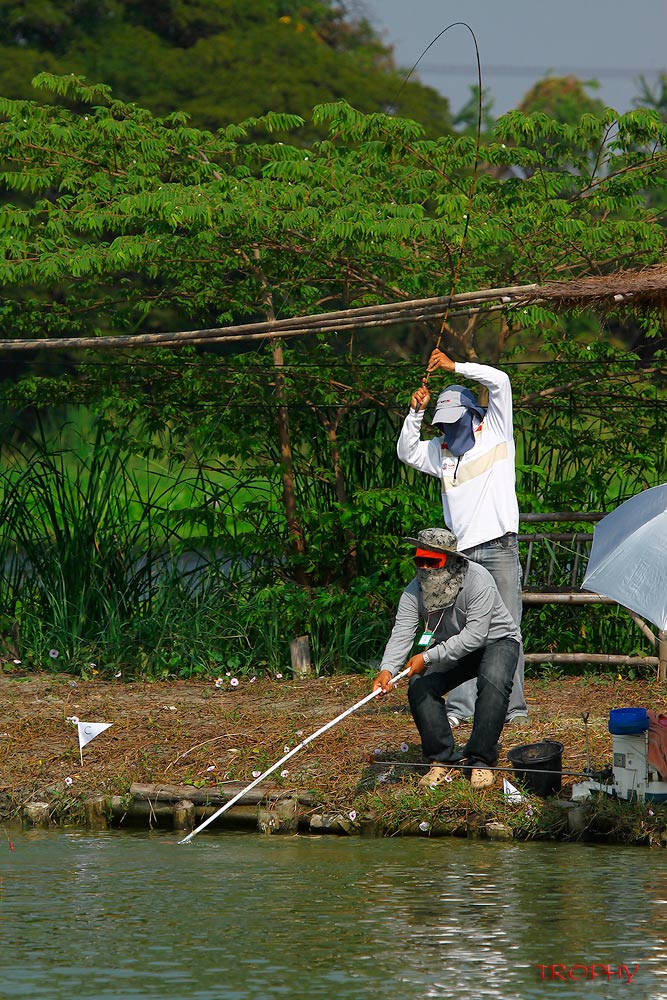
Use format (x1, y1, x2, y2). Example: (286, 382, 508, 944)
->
(506, 740, 564, 798)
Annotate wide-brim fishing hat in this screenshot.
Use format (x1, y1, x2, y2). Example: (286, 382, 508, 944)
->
(432, 384, 486, 425)
(404, 527, 469, 559)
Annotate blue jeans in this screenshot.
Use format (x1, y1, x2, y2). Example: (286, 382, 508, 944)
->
(408, 638, 519, 765)
(445, 532, 527, 721)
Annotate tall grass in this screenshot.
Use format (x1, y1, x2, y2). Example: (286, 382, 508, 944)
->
(0, 415, 397, 677)
(0, 418, 240, 673)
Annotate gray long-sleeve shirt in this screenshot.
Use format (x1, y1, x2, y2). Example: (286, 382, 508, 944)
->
(379, 561, 521, 677)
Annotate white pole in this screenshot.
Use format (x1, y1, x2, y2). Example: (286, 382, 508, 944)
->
(179, 667, 410, 844)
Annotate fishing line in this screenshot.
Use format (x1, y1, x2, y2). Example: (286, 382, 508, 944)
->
(189, 23, 485, 474)
(393, 21, 483, 373)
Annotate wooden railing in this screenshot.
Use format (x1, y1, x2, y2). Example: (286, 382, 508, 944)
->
(519, 512, 667, 681)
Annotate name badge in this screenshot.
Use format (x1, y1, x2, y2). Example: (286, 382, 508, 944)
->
(417, 631, 434, 647)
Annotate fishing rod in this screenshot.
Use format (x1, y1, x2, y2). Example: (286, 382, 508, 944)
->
(179, 667, 411, 844)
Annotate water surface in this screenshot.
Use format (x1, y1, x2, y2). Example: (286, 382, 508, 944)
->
(1, 830, 665, 999)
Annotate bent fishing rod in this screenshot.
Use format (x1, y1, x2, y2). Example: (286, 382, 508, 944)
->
(179, 667, 410, 844)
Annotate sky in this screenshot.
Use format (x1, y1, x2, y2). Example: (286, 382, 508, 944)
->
(359, 0, 667, 116)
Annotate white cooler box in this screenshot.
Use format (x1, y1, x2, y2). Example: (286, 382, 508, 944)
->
(611, 732, 667, 803)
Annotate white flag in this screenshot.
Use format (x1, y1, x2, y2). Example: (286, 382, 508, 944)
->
(77, 721, 112, 750)
(503, 776, 525, 803)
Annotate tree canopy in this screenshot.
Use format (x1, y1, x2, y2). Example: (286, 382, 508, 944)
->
(0, 0, 452, 134)
(2, 73, 667, 671)
(1, 74, 665, 363)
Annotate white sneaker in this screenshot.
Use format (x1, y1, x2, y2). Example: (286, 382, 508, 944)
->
(506, 713, 530, 727)
(447, 714, 461, 728)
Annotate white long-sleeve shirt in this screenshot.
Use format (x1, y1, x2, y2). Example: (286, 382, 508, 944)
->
(397, 362, 519, 550)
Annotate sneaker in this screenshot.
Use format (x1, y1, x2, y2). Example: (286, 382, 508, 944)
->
(505, 713, 530, 727)
(419, 765, 454, 788)
(469, 767, 494, 790)
(447, 714, 461, 728)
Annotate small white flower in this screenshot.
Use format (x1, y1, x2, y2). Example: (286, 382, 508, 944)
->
(12, 659, 21, 665)
(275, 673, 283, 680)
(400, 742, 409, 753)
(225, 672, 231, 677)
(49, 649, 59, 659)
(280, 769, 289, 777)
(230, 678, 239, 687)
(349, 810, 357, 822)
(648, 809, 655, 816)
(89, 662, 96, 669)
(214, 678, 224, 688)
(114, 671, 122, 679)
(374, 748, 382, 757)
(445, 773, 453, 783)
(296, 730, 303, 737)
(65, 776, 73, 786)
(206, 765, 215, 772)
(284, 745, 290, 753)
(249, 676, 256, 683)
(67, 715, 79, 724)
(419, 821, 430, 832)
(252, 770, 261, 778)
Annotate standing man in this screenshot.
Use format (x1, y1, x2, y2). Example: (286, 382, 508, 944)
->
(373, 527, 520, 789)
(397, 347, 527, 727)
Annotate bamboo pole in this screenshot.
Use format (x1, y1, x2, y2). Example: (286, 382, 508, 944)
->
(0, 284, 540, 353)
(522, 593, 616, 604)
(523, 653, 659, 665)
(658, 631, 667, 682)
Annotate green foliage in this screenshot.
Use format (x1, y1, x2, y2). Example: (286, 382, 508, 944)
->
(0, 1, 452, 135)
(2, 81, 667, 674)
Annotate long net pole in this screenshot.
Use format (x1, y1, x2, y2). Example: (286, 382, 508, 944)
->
(179, 667, 410, 844)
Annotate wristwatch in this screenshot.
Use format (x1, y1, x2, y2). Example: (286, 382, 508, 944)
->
(422, 650, 431, 665)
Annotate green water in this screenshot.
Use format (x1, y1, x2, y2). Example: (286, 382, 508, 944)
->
(1, 830, 666, 999)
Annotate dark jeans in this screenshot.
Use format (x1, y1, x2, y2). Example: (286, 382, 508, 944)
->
(408, 638, 519, 767)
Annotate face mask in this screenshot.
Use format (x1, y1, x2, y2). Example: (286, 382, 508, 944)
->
(417, 559, 466, 612)
(439, 413, 476, 457)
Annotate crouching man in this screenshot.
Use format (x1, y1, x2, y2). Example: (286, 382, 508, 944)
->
(372, 527, 521, 789)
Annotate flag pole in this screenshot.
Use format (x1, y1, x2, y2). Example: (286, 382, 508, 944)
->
(179, 667, 410, 844)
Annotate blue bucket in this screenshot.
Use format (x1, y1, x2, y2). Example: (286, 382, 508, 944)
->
(608, 707, 648, 735)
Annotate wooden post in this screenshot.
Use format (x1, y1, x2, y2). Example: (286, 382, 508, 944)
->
(84, 796, 109, 830)
(173, 799, 195, 832)
(290, 635, 312, 678)
(257, 796, 299, 835)
(658, 630, 667, 682)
